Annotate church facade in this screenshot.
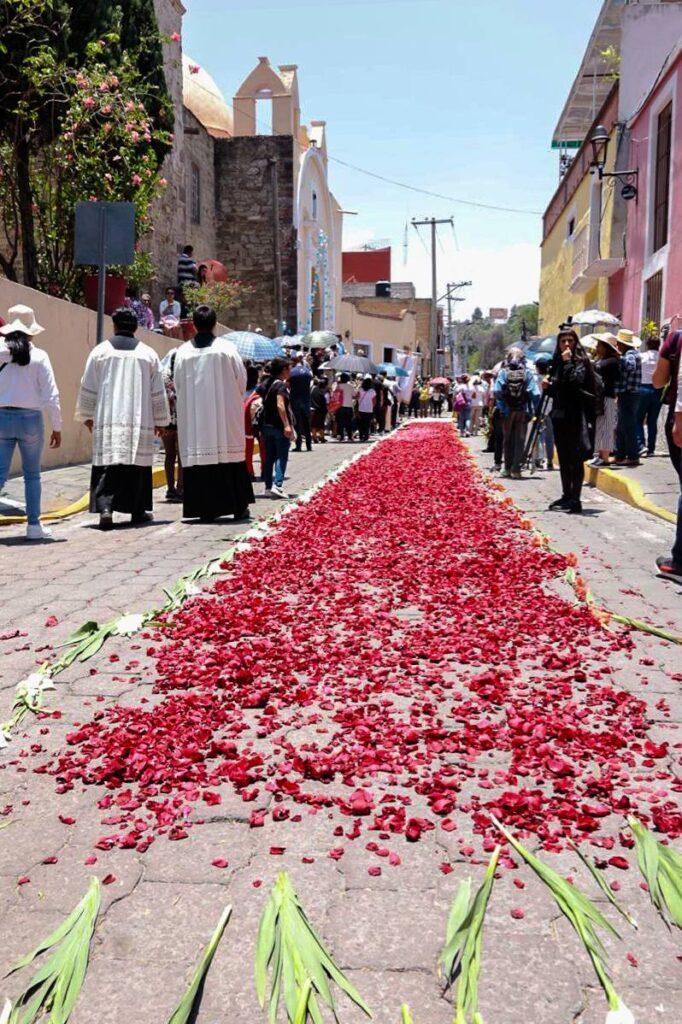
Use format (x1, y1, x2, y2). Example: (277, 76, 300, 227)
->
(151, 0, 343, 335)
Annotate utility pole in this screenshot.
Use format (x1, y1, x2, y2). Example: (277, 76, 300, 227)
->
(440, 281, 472, 374)
(412, 217, 453, 375)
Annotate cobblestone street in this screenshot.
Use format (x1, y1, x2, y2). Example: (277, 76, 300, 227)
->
(1, 425, 679, 1024)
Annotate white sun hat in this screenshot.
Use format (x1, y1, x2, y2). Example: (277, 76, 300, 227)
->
(0, 304, 45, 337)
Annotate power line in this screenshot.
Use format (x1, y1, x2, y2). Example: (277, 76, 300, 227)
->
(188, 77, 542, 219)
(328, 156, 543, 216)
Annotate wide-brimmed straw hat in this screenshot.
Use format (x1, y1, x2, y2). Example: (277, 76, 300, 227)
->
(594, 332, 620, 354)
(0, 304, 44, 337)
(615, 328, 642, 349)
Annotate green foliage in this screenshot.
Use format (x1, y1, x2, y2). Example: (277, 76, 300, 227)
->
(256, 872, 372, 1023)
(167, 905, 231, 1024)
(493, 817, 623, 1011)
(185, 280, 255, 322)
(0, 0, 171, 289)
(629, 817, 682, 929)
(503, 303, 539, 346)
(439, 853, 498, 1024)
(6, 877, 100, 1024)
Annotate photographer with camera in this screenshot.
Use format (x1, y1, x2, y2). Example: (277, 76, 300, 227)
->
(545, 327, 597, 515)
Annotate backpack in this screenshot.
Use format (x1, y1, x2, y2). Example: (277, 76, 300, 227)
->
(502, 365, 528, 409)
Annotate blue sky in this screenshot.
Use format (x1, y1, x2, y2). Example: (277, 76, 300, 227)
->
(183, 0, 602, 315)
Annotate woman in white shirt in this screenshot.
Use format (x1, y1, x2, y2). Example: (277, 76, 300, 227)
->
(357, 376, 376, 441)
(0, 305, 62, 540)
(469, 377, 486, 435)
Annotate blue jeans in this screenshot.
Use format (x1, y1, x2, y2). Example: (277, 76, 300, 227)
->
(615, 391, 640, 460)
(636, 385, 662, 453)
(262, 424, 290, 489)
(0, 408, 44, 524)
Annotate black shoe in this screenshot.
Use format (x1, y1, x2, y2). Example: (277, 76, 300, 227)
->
(233, 508, 251, 522)
(294, 446, 302, 453)
(306, 446, 312, 452)
(549, 496, 570, 510)
(566, 500, 583, 514)
(656, 556, 682, 583)
(131, 510, 154, 525)
(99, 511, 113, 531)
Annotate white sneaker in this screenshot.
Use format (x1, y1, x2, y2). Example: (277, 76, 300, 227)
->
(26, 523, 53, 541)
(271, 485, 289, 499)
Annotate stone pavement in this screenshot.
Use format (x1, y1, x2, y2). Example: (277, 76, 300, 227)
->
(0, 426, 680, 1024)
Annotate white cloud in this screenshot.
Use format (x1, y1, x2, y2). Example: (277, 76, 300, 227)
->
(342, 225, 541, 320)
(402, 238, 540, 319)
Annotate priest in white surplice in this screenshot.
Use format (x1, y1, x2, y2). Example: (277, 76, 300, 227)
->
(76, 307, 169, 530)
(174, 304, 254, 521)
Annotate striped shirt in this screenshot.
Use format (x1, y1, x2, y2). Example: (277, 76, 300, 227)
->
(177, 252, 197, 287)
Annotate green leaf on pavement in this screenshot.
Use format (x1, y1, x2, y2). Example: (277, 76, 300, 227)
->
(167, 904, 231, 1024)
(629, 816, 682, 928)
(568, 839, 638, 929)
(493, 817, 623, 1011)
(6, 876, 100, 1024)
(255, 872, 372, 1023)
(439, 849, 499, 1024)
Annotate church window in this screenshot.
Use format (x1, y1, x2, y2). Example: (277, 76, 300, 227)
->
(312, 191, 318, 220)
(190, 164, 201, 225)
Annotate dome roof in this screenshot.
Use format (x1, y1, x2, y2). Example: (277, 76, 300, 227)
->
(182, 55, 233, 138)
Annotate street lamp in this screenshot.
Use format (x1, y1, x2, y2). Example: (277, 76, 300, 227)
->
(589, 124, 638, 200)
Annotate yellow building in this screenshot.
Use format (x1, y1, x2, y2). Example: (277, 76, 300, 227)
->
(539, 1, 629, 335)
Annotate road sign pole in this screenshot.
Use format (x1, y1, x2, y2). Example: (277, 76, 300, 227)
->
(96, 206, 107, 345)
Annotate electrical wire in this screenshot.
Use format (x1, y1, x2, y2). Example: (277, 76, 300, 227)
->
(191, 74, 543, 218)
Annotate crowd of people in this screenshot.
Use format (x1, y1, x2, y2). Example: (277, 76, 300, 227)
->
(0, 299, 680, 581)
(462, 323, 681, 581)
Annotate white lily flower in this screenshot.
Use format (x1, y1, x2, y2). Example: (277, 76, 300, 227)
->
(16, 670, 47, 705)
(0, 998, 12, 1024)
(606, 999, 635, 1024)
(184, 582, 202, 597)
(113, 612, 145, 636)
(0, 726, 11, 749)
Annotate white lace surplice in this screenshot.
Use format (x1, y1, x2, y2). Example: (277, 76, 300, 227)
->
(174, 337, 247, 467)
(75, 341, 170, 467)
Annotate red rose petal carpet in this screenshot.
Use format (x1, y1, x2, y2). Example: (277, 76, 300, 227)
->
(43, 423, 680, 862)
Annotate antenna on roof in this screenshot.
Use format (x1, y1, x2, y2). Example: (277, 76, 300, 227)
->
(403, 221, 409, 265)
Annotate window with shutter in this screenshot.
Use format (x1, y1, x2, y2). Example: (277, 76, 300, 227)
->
(644, 270, 663, 328)
(653, 102, 672, 253)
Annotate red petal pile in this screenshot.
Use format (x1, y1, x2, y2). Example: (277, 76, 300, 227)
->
(40, 424, 680, 861)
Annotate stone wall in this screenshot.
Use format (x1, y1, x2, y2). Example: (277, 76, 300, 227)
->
(179, 110, 216, 271)
(214, 135, 298, 334)
(148, 0, 186, 306)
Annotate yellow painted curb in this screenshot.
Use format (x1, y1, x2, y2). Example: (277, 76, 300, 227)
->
(585, 463, 677, 525)
(0, 466, 168, 525)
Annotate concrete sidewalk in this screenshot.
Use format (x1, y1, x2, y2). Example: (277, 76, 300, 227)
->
(586, 452, 679, 520)
(0, 452, 169, 517)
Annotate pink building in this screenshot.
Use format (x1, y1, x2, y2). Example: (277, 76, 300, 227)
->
(620, 8, 682, 331)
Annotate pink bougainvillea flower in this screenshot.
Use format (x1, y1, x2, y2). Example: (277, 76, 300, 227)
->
(101, 874, 116, 885)
(17, 876, 30, 885)
(510, 908, 525, 919)
(211, 858, 229, 869)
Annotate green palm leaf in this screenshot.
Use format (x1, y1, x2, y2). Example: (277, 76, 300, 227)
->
(166, 904, 231, 1024)
(629, 816, 682, 928)
(568, 839, 637, 929)
(255, 872, 372, 1023)
(6, 877, 100, 1024)
(439, 849, 499, 1024)
(493, 817, 623, 1011)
